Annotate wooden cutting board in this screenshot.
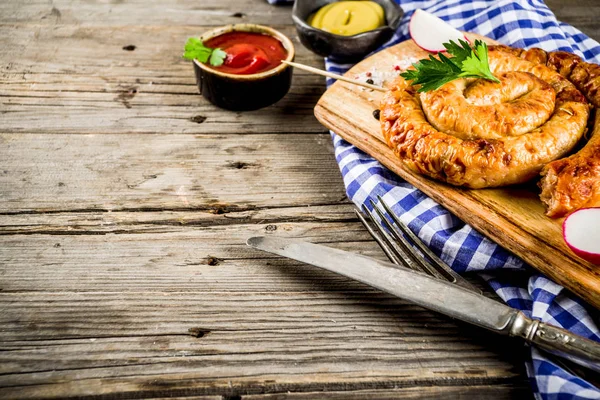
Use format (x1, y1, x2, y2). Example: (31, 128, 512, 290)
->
(314, 33, 600, 309)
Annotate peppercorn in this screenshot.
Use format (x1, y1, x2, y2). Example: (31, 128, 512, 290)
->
(366, 78, 374, 84)
(373, 109, 380, 120)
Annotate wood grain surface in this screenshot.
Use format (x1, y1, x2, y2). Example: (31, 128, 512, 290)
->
(0, 0, 597, 398)
(315, 34, 600, 309)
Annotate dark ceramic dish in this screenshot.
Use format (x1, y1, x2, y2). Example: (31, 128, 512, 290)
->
(292, 0, 403, 61)
(192, 24, 295, 111)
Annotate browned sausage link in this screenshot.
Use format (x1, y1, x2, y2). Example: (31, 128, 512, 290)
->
(491, 45, 600, 216)
(547, 51, 582, 79)
(489, 46, 587, 106)
(538, 52, 600, 216)
(522, 47, 549, 65)
(569, 60, 600, 108)
(517, 46, 600, 108)
(488, 44, 524, 58)
(491, 45, 593, 103)
(539, 111, 600, 217)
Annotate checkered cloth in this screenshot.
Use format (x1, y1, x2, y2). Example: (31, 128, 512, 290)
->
(269, 0, 600, 398)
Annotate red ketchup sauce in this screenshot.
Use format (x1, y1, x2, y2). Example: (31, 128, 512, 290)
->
(204, 31, 288, 75)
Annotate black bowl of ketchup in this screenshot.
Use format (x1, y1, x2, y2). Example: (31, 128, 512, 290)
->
(192, 24, 295, 111)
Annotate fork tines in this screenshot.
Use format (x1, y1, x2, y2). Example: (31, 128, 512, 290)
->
(354, 197, 481, 294)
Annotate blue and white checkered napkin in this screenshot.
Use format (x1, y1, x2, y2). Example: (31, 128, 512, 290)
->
(270, 0, 600, 398)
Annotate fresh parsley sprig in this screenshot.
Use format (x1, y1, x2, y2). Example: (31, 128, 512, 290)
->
(183, 37, 227, 67)
(401, 39, 500, 92)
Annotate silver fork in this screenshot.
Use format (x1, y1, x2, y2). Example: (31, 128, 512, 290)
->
(354, 196, 482, 294)
(354, 197, 600, 380)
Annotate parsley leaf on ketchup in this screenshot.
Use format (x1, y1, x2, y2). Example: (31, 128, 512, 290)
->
(183, 38, 226, 67)
(209, 48, 227, 67)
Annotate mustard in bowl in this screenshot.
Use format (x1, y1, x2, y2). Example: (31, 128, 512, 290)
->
(292, 0, 403, 61)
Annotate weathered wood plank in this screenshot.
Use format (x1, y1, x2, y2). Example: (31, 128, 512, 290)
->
(0, 0, 295, 27)
(0, 205, 355, 234)
(0, 290, 527, 398)
(0, 73, 323, 98)
(0, 204, 493, 298)
(0, 99, 325, 135)
(242, 386, 531, 399)
(0, 134, 346, 213)
(0, 366, 529, 400)
(0, 208, 520, 397)
(0, 220, 526, 398)
(0, 24, 327, 135)
(0, 0, 597, 43)
(0, 219, 381, 293)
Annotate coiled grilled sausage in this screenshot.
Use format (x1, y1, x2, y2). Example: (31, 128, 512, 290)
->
(381, 46, 589, 189)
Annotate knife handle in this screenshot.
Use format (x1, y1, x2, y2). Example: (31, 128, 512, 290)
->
(510, 312, 600, 371)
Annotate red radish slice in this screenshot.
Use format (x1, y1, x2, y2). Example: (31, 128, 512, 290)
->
(563, 208, 600, 265)
(409, 9, 468, 53)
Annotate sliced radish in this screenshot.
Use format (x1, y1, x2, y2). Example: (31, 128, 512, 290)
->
(563, 208, 600, 265)
(409, 9, 468, 53)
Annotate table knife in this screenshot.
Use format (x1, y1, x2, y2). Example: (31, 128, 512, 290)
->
(247, 236, 600, 371)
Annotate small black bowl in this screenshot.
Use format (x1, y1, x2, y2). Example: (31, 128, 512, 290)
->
(292, 0, 403, 61)
(192, 24, 295, 111)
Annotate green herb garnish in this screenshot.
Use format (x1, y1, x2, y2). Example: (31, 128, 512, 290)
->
(183, 37, 227, 67)
(401, 39, 500, 92)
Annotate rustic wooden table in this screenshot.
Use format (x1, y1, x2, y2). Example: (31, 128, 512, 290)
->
(1, 1, 598, 398)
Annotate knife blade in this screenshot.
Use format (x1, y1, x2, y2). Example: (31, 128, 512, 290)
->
(247, 236, 600, 371)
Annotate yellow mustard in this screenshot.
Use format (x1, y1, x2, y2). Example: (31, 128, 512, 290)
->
(308, 1, 385, 36)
